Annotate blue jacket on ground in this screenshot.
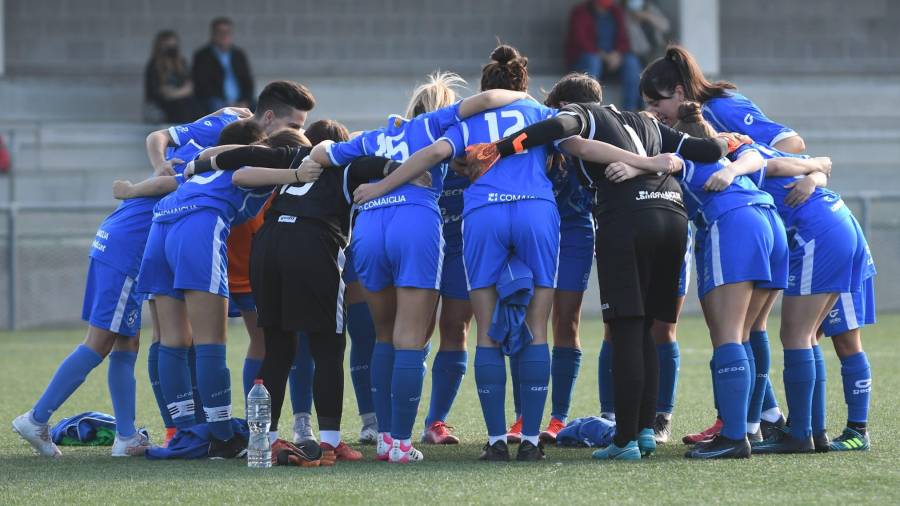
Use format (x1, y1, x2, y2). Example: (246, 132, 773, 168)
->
(556, 416, 617, 448)
(51, 411, 116, 444)
(146, 419, 249, 460)
(50, 411, 149, 445)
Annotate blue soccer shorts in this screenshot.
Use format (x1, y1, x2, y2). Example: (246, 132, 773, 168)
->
(82, 258, 142, 337)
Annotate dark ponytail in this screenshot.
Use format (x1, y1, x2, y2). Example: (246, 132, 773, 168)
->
(480, 44, 529, 92)
(639, 45, 736, 103)
(671, 101, 717, 138)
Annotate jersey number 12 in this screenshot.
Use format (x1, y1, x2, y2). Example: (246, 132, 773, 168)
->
(485, 110, 527, 153)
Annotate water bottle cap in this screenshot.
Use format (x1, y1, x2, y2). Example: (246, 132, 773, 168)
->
(254, 379, 264, 385)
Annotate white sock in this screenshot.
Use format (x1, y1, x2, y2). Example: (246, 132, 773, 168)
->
(761, 407, 783, 423)
(656, 412, 672, 421)
(747, 422, 760, 434)
(488, 435, 507, 446)
(268, 431, 278, 444)
(601, 412, 616, 422)
(295, 412, 311, 423)
(399, 438, 412, 447)
(522, 435, 540, 446)
(320, 430, 340, 447)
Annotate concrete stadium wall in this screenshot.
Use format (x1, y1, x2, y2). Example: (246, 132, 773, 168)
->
(6, 0, 898, 79)
(5, 0, 587, 77)
(720, 0, 900, 74)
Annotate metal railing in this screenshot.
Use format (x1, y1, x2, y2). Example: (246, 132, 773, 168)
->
(1, 192, 899, 330)
(0, 201, 117, 330)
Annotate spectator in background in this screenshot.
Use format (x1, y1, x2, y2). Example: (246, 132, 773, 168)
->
(143, 30, 200, 123)
(565, 0, 642, 111)
(0, 135, 9, 175)
(192, 17, 255, 114)
(623, 0, 671, 64)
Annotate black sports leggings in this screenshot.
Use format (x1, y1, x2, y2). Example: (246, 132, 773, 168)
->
(257, 328, 347, 432)
(609, 316, 659, 447)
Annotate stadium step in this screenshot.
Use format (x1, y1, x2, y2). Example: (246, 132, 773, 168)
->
(1, 73, 898, 201)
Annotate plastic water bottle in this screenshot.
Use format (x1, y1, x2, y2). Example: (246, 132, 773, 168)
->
(246, 379, 272, 468)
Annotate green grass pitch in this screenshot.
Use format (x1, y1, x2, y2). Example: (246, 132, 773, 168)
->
(2, 314, 899, 505)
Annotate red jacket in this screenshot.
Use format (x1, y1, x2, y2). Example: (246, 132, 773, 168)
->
(565, 2, 631, 67)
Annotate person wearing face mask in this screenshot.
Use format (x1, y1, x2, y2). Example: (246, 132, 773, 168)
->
(565, 0, 643, 111)
(622, 0, 671, 63)
(144, 30, 201, 123)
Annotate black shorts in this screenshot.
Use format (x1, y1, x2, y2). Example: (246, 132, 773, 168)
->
(250, 216, 346, 333)
(594, 207, 687, 323)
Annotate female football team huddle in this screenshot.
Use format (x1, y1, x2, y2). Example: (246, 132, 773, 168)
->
(13, 43, 874, 464)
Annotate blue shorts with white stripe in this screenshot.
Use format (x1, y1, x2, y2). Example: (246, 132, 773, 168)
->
(82, 258, 142, 337)
(822, 276, 877, 337)
(136, 208, 230, 299)
(786, 214, 868, 296)
(350, 204, 444, 292)
(678, 225, 693, 297)
(697, 205, 788, 299)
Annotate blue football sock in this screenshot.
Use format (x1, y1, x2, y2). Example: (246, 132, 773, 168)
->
(762, 380, 779, 412)
(147, 342, 175, 428)
(550, 346, 581, 422)
(713, 343, 751, 440)
(509, 353, 521, 418)
(783, 348, 815, 440)
(598, 340, 614, 414)
(347, 303, 375, 415)
(187, 345, 205, 426)
(762, 379, 779, 414)
(107, 351, 137, 437)
(743, 342, 758, 425)
(390, 349, 425, 441)
(811, 345, 827, 433)
(32, 344, 103, 424)
(195, 344, 234, 441)
(158, 345, 195, 429)
(655, 342, 680, 414)
(750, 330, 775, 414)
(474, 346, 507, 438)
(518, 343, 550, 438)
(710, 356, 721, 416)
(288, 332, 314, 414)
(371, 342, 394, 433)
(242, 358, 262, 402)
(840, 351, 871, 424)
(425, 350, 467, 426)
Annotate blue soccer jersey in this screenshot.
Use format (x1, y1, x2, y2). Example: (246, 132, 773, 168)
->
(702, 92, 797, 147)
(153, 169, 273, 227)
(326, 103, 461, 214)
(552, 159, 594, 221)
(440, 171, 468, 255)
(439, 98, 557, 216)
(89, 141, 202, 277)
(750, 143, 852, 241)
(166, 108, 242, 158)
(678, 151, 773, 229)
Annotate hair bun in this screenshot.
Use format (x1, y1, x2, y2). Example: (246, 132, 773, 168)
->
(491, 44, 521, 65)
(677, 101, 703, 123)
